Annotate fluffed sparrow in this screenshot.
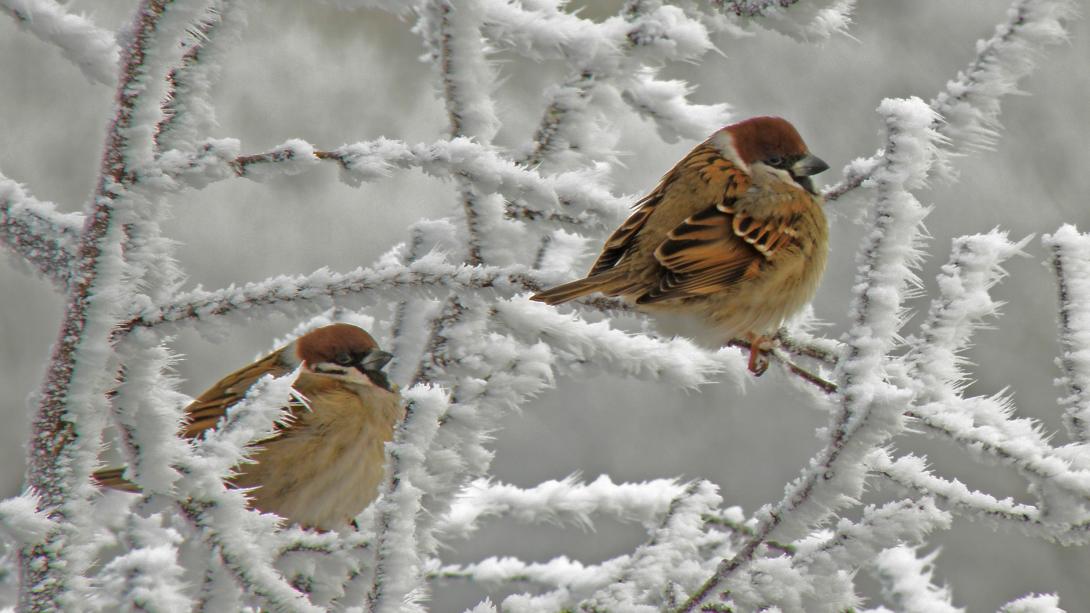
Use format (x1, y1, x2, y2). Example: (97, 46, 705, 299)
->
(95, 323, 404, 530)
(531, 116, 829, 374)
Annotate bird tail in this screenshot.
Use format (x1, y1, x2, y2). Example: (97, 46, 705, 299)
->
(92, 467, 142, 493)
(531, 270, 631, 305)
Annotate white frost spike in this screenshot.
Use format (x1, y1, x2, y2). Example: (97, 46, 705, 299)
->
(871, 547, 963, 613)
(1044, 225, 1090, 442)
(0, 492, 57, 544)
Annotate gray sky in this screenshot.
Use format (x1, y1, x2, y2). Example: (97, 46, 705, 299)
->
(2, 1, 1089, 609)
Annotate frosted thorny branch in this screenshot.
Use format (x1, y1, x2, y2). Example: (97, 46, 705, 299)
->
(0, 0, 1084, 611)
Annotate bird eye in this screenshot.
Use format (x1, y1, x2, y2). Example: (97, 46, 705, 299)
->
(334, 352, 354, 366)
(766, 155, 785, 168)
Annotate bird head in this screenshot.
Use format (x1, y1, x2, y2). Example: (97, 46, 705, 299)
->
(293, 323, 395, 392)
(720, 116, 829, 195)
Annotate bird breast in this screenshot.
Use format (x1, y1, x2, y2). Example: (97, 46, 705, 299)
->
(232, 376, 404, 530)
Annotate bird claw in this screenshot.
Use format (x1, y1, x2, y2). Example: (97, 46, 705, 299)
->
(746, 335, 774, 376)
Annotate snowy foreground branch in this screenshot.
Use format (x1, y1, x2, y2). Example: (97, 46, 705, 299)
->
(1, 0, 1086, 610)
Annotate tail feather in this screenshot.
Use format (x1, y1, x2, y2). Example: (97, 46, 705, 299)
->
(92, 467, 142, 493)
(531, 270, 632, 305)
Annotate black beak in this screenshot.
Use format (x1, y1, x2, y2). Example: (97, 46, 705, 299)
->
(361, 350, 393, 371)
(791, 153, 829, 177)
(356, 350, 394, 392)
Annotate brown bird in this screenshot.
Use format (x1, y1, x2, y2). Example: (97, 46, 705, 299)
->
(94, 323, 404, 530)
(531, 117, 829, 374)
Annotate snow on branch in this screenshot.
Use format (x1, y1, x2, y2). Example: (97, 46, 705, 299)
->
(1044, 225, 1090, 443)
(1, 0, 119, 86)
(430, 554, 630, 593)
(868, 546, 962, 613)
(998, 593, 1064, 613)
(437, 475, 691, 541)
(0, 174, 80, 287)
(494, 298, 748, 389)
(620, 68, 732, 144)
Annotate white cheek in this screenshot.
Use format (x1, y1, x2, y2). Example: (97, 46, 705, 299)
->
(710, 131, 748, 172)
(750, 162, 794, 185)
(343, 368, 375, 387)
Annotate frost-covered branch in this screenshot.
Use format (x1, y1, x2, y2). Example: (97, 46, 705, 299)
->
(1045, 225, 1090, 443)
(119, 257, 541, 335)
(155, 1, 246, 152)
(0, 175, 80, 287)
(157, 136, 630, 229)
(494, 298, 748, 389)
(429, 555, 630, 592)
(930, 0, 1076, 156)
(363, 385, 448, 612)
(19, 1, 218, 608)
(824, 0, 1073, 200)
(581, 481, 721, 611)
(437, 475, 691, 541)
(1, 0, 119, 85)
(867, 451, 1090, 545)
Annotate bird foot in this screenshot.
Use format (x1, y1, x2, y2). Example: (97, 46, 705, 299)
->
(746, 335, 774, 376)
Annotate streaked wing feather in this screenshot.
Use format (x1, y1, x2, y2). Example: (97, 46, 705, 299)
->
(181, 350, 294, 439)
(589, 143, 724, 275)
(643, 198, 801, 304)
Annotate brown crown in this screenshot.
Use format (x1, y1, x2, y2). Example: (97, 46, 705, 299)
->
(294, 323, 380, 365)
(726, 116, 810, 165)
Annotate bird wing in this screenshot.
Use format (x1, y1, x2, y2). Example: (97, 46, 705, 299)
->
(589, 142, 729, 275)
(639, 188, 806, 304)
(181, 349, 302, 440)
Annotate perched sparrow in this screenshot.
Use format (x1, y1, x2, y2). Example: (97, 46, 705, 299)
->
(94, 323, 404, 530)
(531, 117, 829, 374)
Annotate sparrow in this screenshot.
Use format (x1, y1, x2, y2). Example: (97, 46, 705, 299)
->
(94, 323, 404, 530)
(531, 116, 829, 374)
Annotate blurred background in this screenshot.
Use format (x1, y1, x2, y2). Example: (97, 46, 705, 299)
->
(2, 1, 1089, 609)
